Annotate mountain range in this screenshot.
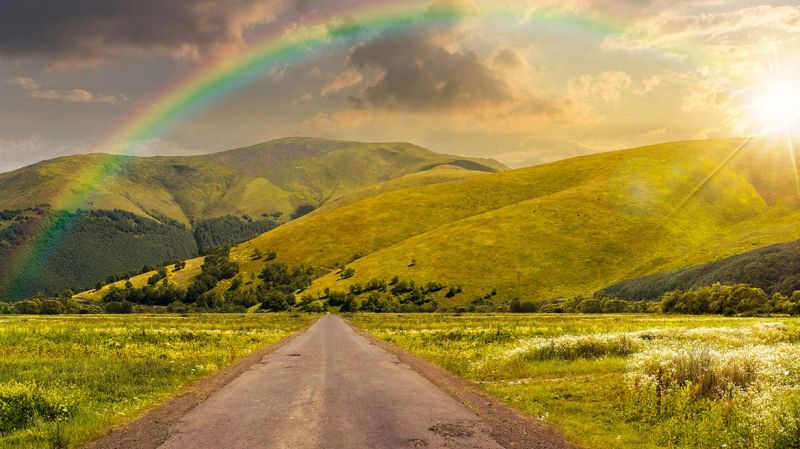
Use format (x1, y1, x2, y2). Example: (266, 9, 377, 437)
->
(0, 138, 504, 299)
(75, 137, 800, 306)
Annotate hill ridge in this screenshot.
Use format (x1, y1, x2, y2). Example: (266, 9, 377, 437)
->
(2, 138, 505, 300)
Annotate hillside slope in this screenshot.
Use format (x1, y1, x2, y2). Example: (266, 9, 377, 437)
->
(2, 138, 504, 300)
(598, 239, 800, 300)
(209, 138, 800, 305)
(0, 137, 505, 225)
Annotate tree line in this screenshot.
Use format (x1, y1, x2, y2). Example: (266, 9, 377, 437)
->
(7, 248, 800, 316)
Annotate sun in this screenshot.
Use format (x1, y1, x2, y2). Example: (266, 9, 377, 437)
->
(747, 80, 800, 134)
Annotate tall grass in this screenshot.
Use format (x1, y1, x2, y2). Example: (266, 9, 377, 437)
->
(506, 333, 643, 361)
(0, 314, 310, 449)
(625, 344, 800, 449)
(352, 313, 800, 449)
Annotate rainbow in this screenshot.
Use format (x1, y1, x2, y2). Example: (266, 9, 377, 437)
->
(6, 0, 694, 296)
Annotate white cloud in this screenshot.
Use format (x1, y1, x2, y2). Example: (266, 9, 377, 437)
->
(320, 70, 363, 97)
(568, 71, 633, 105)
(8, 77, 126, 105)
(602, 4, 800, 59)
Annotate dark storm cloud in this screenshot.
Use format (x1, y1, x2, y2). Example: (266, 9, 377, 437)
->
(348, 30, 514, 112)
(0, 0, 282, 63)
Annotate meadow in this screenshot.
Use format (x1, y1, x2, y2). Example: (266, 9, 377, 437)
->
(351, 313, 800, 449)
(0, 314, 312, 449)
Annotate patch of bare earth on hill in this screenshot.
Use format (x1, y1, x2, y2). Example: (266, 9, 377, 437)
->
(347, 319, 577, 449)
(83, 319, 316, 449)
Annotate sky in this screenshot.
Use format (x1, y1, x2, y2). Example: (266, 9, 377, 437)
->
(1, 0, 799, 172)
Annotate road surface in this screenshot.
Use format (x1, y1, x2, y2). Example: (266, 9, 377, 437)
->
(157, 315, 506, 449)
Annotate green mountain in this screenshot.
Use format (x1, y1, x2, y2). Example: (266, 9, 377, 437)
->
(196, 137, 800, 306)
(598, 239, 800, 300)
(1, 138, 504, 300)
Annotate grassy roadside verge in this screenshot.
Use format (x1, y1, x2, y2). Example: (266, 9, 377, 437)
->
(0, 314, 312, 448)
(350, 313, 800, 449)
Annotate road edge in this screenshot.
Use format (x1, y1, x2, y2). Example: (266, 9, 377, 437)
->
(83, 316, 319, 449)
(344, 317, 578, 449)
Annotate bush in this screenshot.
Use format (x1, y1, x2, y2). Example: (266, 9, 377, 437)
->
(79, 304, 103, 314)
(445, 286, 462, 298)
(303, 300, 328, 313)
(339, 294, 358, 312)
(509, 298, 538, 313)
(360, 293, 390, 312)
(40, 299, 66, 315)
(225, 287, 258, 308)
(260, 290, 295, 312)
(13, 300, 41, 314)
(326, 290, 349, 308)
(104, 301, 134, 314)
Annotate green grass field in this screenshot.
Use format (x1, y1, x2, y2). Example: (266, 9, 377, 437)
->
(351, 313, 800, 449)
(0, 314, 312, 448)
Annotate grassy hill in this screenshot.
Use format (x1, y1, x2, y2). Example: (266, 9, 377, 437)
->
(0, 137, 505, 225)
(180, 137, 800, 306)
(598, 238, 800, 300)
(2, 138, 504, 300)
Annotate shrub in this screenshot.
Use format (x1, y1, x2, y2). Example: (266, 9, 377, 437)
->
(509, 298, 538, 313)
(104, 301, 134, 314)
(260, 290, 295, 312)
(326, 290, 350, 308)
(40, 299, 66, 315)
(304, 300, 328, 313)
(79, 304, 103, 314)
(339, 295, 358, 312)
(445, 286, 462, 298)
(13, 300, 41, 314)
(360, 293, 390, 312)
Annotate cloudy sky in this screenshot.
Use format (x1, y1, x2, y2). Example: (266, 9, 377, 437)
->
(1, 0, 799, 172)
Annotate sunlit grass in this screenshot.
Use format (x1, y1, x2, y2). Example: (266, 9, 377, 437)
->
(351, 313, 800, 449)
(0, 314, 311, 449)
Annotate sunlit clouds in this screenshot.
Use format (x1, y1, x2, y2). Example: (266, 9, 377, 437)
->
(1, 0, 799, 171)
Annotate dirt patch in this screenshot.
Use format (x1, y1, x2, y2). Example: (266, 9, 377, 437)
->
(83, 319, 316, 449)
(430, 422, 475, 438)
(347, 320, 577, 449)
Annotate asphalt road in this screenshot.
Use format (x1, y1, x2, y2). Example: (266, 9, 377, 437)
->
(157, 315, 506, 449)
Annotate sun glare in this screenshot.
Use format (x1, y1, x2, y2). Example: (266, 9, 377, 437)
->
(747, 81, 800, 134)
